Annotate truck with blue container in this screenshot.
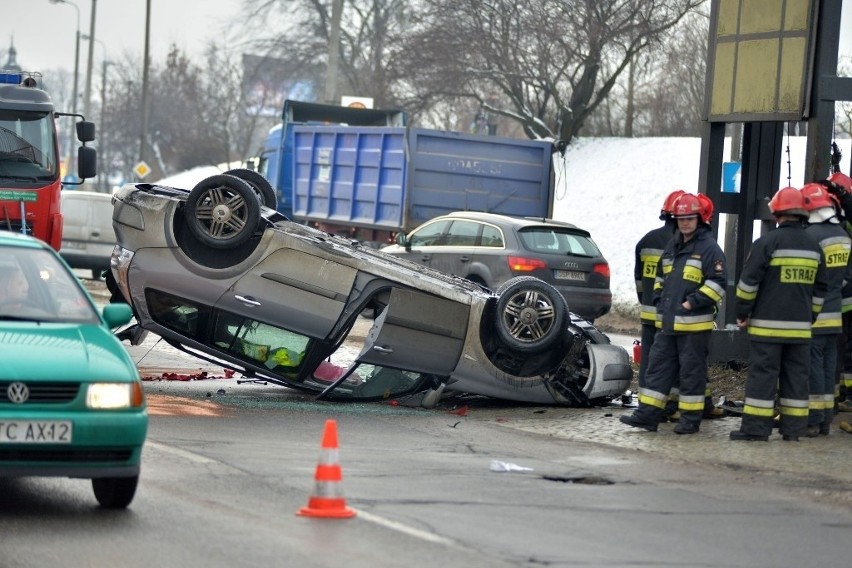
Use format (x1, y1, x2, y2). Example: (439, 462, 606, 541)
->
(258, 99, 555, 246)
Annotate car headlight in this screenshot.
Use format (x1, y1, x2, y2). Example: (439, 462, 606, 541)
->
(111, 245, 134, 303)
(86, 382, 145, 409)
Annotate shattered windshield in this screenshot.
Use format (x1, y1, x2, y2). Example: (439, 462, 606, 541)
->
(0, 110, 57, 181)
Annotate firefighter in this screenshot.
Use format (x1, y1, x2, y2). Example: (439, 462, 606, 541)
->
(801, 183, 851, 436)
(730, 187, 827, 442)
(634, 190, 683, 390)
(620, 192, 726, 434)
(821, 171, 852, 414)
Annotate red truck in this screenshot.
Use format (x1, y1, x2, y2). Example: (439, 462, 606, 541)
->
(0, 70, 96, 250)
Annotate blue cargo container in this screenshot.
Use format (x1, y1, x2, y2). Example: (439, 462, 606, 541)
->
(290, 125, 554, 243)
(258, 100, 406, 219)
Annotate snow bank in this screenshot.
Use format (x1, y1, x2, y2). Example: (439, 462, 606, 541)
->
(552, 136, 852, 315)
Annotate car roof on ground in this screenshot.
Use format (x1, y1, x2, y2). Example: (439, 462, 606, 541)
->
(441, 211, 586, 232)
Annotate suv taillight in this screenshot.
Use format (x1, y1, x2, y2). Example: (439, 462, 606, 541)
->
(508, 256, 547, 272)
(593, 263, 610, 279)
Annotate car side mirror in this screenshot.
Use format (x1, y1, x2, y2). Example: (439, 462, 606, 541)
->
(76, 120, 96, 142)
(396, 232, 411, 250)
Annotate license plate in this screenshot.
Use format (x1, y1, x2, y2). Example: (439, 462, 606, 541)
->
(0, 421, 73, 444)
(554, 270, 585, 281)
(61, 240, 85, 250)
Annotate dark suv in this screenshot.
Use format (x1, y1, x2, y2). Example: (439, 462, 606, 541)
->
(382, 212, 611, 322)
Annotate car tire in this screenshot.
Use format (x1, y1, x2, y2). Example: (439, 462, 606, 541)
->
(185, 174, 260, 249)
(494, 276, 567, 354)
(223, 168, 277, 209)
(92, 475, 139, 509)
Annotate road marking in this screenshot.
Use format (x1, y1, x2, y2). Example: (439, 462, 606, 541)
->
(145, 440, 218, 464)
(352, 509, 457, 546)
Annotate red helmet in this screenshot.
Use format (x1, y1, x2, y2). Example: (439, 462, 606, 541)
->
(801, 182, 838, 211)
(660, 190, 686, 218)
(828, 172, 852, 193)
(672, 193, 713, 224)
(769, 186, 807, 217)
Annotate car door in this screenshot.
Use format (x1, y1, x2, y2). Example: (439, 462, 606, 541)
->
(215, 247, 358, 339)
(356, 286, 469, 375)
(426, 219, 480, 279)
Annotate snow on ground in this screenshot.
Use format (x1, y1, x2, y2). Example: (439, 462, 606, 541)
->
(552, 136, 852, 315)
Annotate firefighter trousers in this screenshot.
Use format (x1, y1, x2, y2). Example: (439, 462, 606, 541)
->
(740, 341, 809, 438)
(634, 330, 710, 429)
(809, 334, 837, 428)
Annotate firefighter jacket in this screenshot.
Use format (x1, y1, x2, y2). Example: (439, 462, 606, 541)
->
(652, 225, 726, 333)
(805, 220, 851, 334)
(735, 220, 828, 343)
(634, 221, 675, 326)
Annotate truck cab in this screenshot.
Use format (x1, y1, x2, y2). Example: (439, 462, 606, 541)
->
(0, 70, 96, 251)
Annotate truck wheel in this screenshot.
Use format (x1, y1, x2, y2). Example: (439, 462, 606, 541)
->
(223, 168, 277, 208)
(185, 175, 260, 249)
(494, 276, 567, 353)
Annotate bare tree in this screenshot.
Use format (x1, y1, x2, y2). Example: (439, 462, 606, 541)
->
(403, 0, 703, 142)
(243, 0, 412, 109)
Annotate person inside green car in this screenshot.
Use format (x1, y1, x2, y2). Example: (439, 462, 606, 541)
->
(0, 263, 30, 311)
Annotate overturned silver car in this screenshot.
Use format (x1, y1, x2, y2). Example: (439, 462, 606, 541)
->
(109, 172, 631, 407)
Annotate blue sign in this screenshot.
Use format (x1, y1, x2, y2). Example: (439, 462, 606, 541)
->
(722, 161, 741, 193)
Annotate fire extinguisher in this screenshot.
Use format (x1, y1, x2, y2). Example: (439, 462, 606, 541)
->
(632, 339, 641, 364)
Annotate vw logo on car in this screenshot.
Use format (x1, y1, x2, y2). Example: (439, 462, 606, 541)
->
(6, 382, 29, 404)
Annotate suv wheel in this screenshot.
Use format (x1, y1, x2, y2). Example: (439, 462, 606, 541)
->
(494, 276, 567, 353)
(223, 168, 277, 208)
(185, 175, 260, 249)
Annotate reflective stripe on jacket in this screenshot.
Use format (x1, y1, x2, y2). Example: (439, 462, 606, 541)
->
(653, 225, 726, 333)
(634, 222, 674, 326)
(805, 222, 850, 334)
(735, 220, 828, 344)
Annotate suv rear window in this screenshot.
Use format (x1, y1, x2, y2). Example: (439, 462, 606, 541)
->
(519, 228, 601, 256)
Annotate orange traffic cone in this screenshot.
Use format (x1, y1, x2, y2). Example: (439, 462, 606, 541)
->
(297, 419, 356, 519)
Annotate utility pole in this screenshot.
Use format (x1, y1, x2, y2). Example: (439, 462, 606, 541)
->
(83, 0, 97, 119)
(138, 0, 151, 168)
(324, 0, 343, 104)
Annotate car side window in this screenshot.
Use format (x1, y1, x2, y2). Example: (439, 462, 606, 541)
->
(213, 311, 310, 373)
(147, 290, 207, 337)
(409, 219, 450, 247)
(444, 220, 480, 246)
(480, 225, 503, 248)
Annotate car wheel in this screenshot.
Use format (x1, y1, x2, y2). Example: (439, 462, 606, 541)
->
(92, 475, 139, 509)
(185, 174, 260, 249)
(494, 276, 567, 353)
(223, 168, 277, 209)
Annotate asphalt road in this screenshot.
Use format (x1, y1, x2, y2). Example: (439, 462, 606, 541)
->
(5, 275, 836, 567)
(2, 385, 851, 568)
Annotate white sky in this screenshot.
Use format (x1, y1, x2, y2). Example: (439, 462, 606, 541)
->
(2, 0, 850, 77)
(1, 0, 244, 73)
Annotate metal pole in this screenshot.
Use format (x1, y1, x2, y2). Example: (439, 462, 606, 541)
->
(99, 58, 109, 192)
(49, 0, 81, 181)
(138, 0, 151, 167)
(83, 0, 97, 119)
(324, 0, 343, 104)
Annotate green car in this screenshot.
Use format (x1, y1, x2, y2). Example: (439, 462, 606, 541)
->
(0, 232, 147, 509)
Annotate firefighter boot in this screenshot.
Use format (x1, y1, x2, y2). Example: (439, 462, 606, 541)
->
(673, 412, 701, 435)
(619, 413, 659, 432)
(729, 430, 769, 442)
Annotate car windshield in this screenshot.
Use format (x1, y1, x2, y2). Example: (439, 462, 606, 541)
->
(0, 247, 99, 322)
(519, 228, 601, 257)
(0, 110, 58, 181)
(145, 289, 433, 401)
